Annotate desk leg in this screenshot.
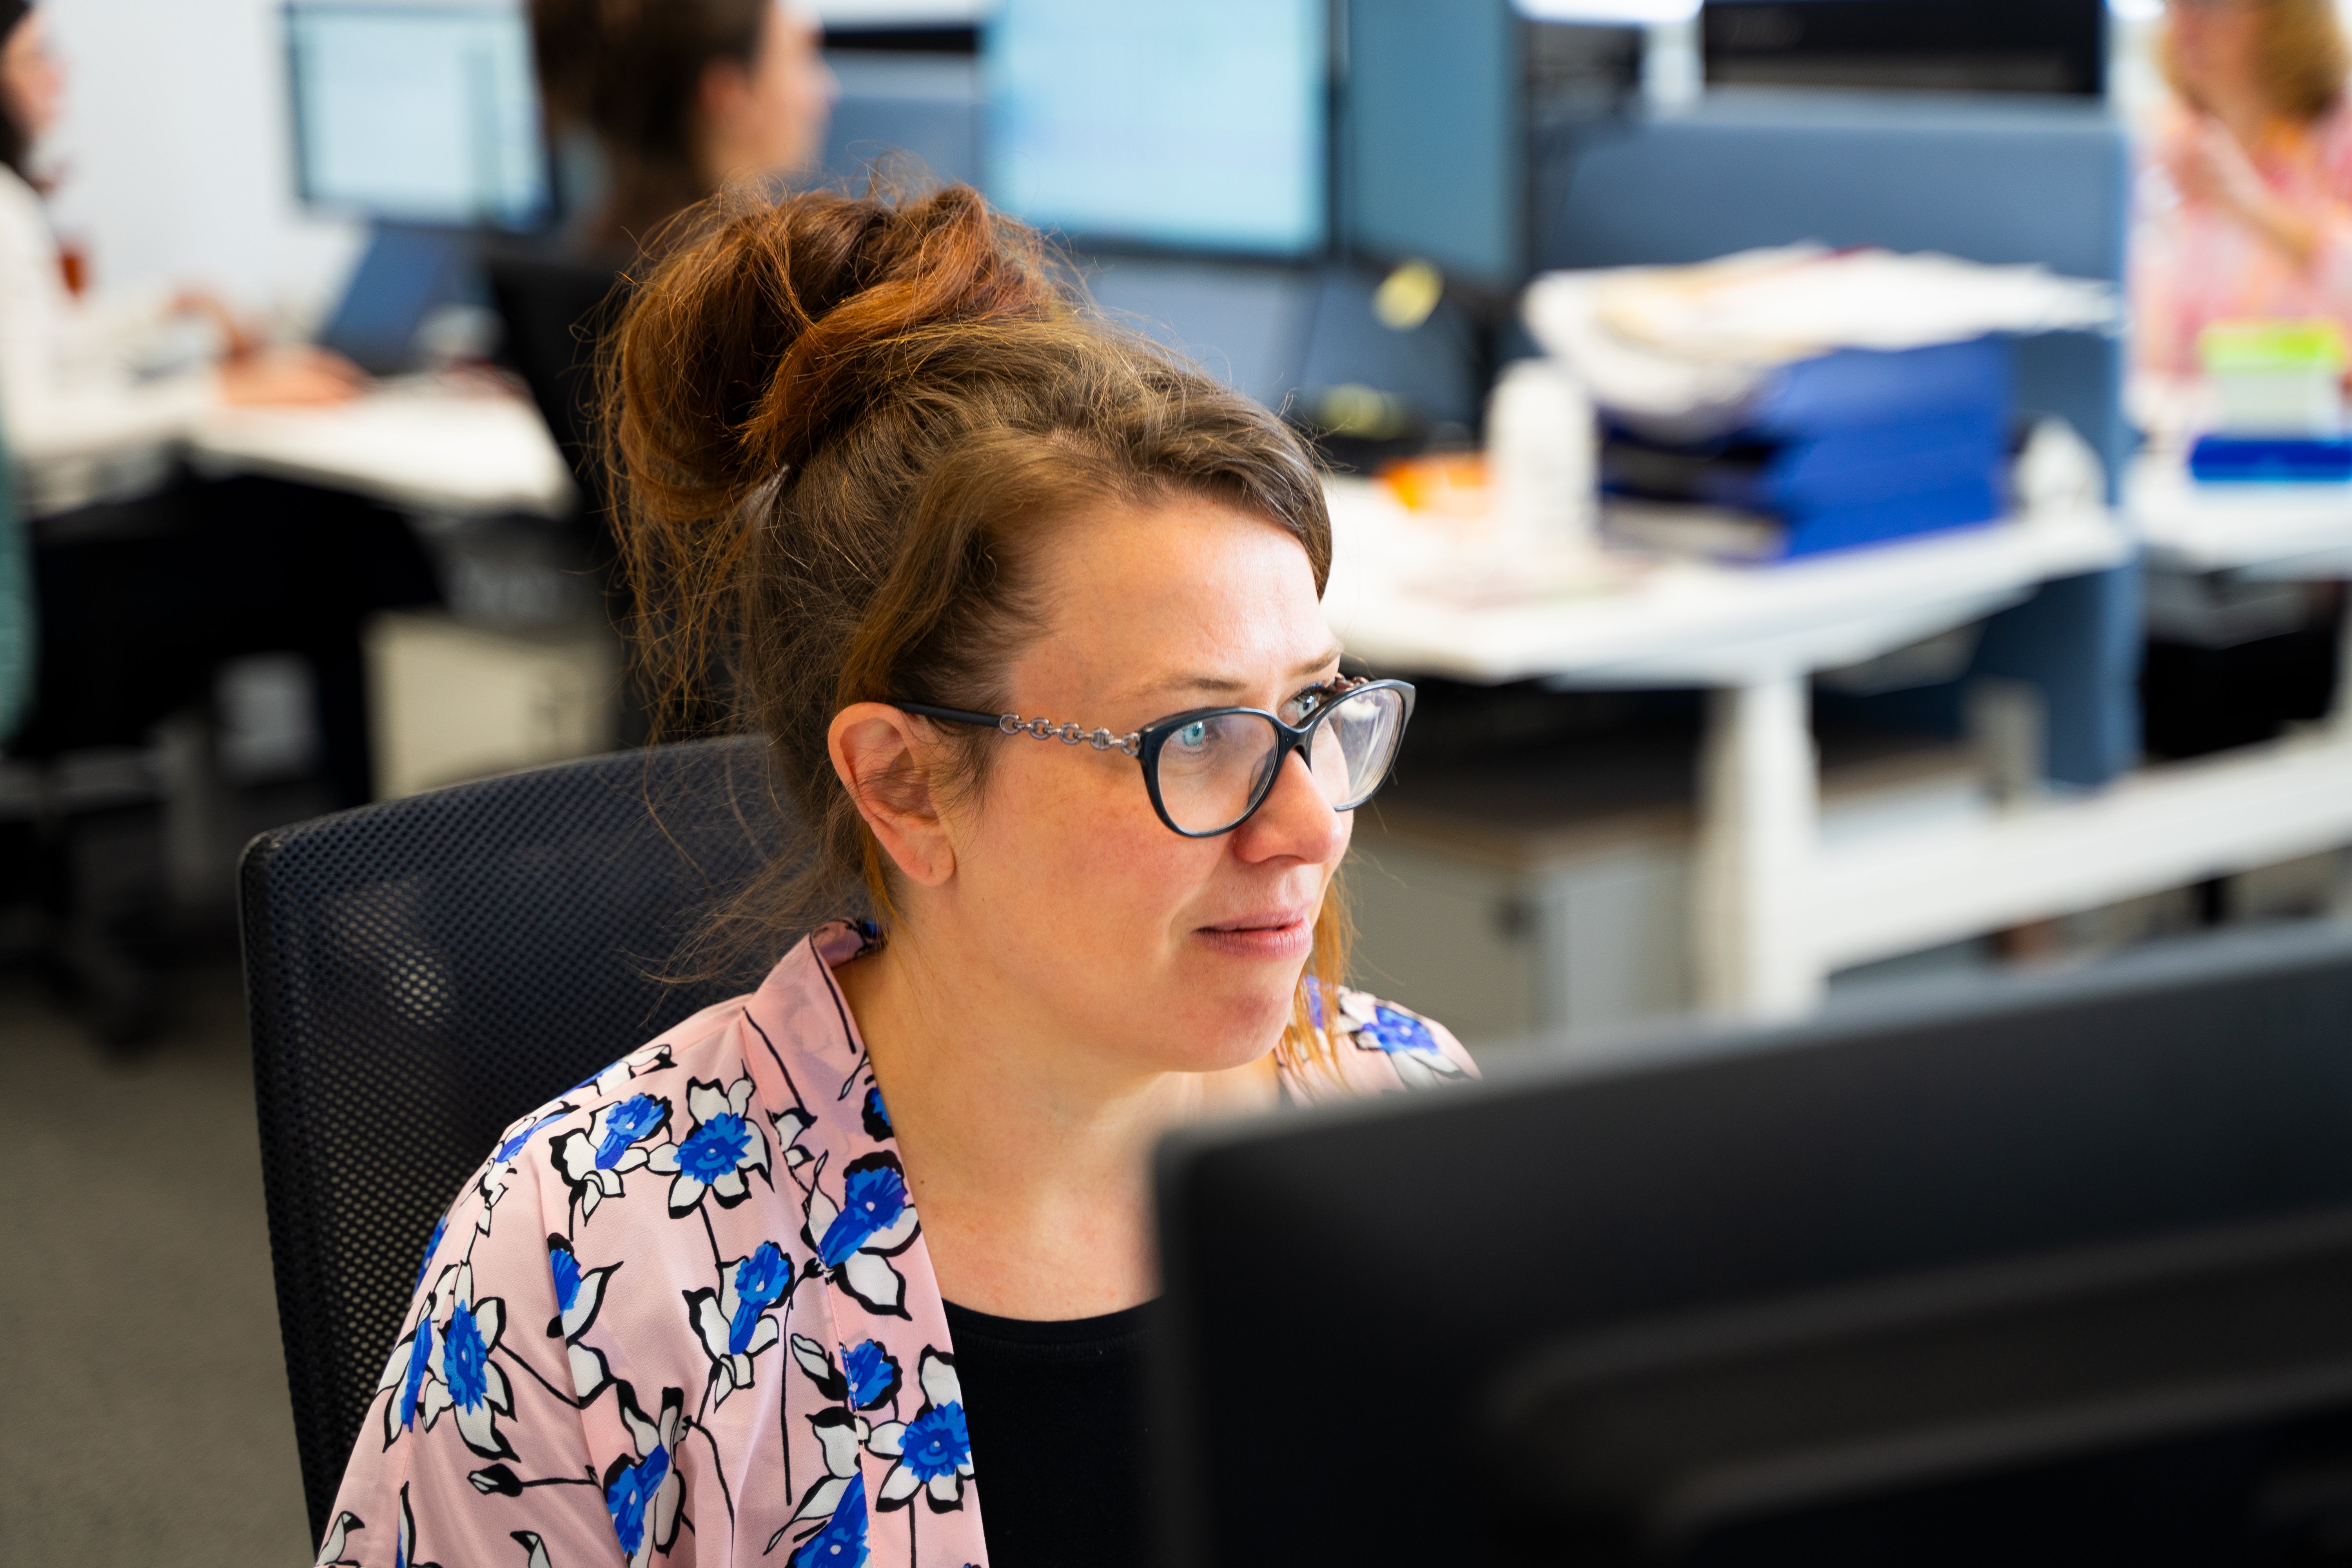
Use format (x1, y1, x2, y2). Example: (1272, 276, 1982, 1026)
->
(2334, 587, 2352, 732)
(1693, 673, 1824, 1019)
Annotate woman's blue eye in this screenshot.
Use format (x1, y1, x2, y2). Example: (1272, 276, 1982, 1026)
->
(1178, 721, 1209, 746)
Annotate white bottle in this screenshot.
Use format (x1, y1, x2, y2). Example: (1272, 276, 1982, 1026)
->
(1488, 357, 1598, 548)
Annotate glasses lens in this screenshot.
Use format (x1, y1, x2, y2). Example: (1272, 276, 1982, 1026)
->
(1306, 686, 1407, 811)
(1153, 711, 1285, 834)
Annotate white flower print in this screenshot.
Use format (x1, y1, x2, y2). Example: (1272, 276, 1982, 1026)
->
(773, 1103, 817, 1169)
(397, 1482, 443, 1568)
(544, 1233, 620, 1401)
(790, 1332, 902, 1410)
(684, 1241, 792, 1405)
(603, 1384, 686, 1568)
(867, 1349, 973, 1512)
(550, 1093, 671, 1220)
(801, 1151, 920, 1318)
(404, 1261, 518, 1460)
(783, 1405, 869, 1533)
(647, 1074, 771, 1216)
(1335, 989, 1465, 1088)
(314, 1509, 364, 1566)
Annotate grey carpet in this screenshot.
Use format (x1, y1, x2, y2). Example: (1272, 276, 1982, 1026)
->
(0, 965, 314, 1566)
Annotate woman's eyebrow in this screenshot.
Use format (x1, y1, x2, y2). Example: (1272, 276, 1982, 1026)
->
(1127, 648, 1346, 701)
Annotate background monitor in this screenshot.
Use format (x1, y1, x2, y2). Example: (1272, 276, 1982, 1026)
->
(286, 1, 552, 230)
(980, 0, 1328, 257)
(1343, 0, 1525, 293)
(1153, 924, 2352, 1565)
(1702, 0, 2107, 97)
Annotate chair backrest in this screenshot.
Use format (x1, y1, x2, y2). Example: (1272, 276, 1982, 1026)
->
(484, 248, 632, 498)
(240, 737, 799, 1542)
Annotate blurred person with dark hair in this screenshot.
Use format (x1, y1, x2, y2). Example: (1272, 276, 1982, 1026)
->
(0, 0, 438, 1037)
(531, 0, 835, 248)
(2134, 0, 2352, 374)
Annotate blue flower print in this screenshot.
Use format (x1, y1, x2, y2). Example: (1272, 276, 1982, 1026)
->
(493, 1104, 572, 1165)
(385, 1262, 517, 1459)
(860, 1086, 891, 1142)
(477, 1105, 571, 1235)
(801, 1152, 920, 1318)
(374, 1306, 434, 1449)
(396, 1481, 443, 1568)
(1336, 990, 1465, 1088)
(842, 1339, 903, 1410)
(685, 1241, 793, 1405)
(647, 1076, 771, 1216)
(545, 1234, 620, 1400)
(374, 1263, 459, 1449)
(788, 1466, 869, 1568)
(775, 1406, 870, 1552)
(315, 1509, 364, 1565)
(552, 1094, 670, 1220)
(788, 1333, 902, 1410)
(412, 1216, 447, 1294)
(603, 1384, 685, 1568)
(867, 1349, 973, 1512)
(425, 1263, 518, 1459)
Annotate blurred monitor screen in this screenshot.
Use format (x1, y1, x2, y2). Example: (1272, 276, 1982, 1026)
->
(286, 1, 551, 229)
(982, 0, 1327, 257)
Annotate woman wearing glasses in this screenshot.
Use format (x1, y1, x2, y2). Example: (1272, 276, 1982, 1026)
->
(318, 183, 1471, 1568)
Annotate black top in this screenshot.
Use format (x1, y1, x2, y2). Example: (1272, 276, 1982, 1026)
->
(942, 1298, 1156, 1568)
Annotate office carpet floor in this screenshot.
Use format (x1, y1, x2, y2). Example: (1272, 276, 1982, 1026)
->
(2, 962, 315, 1567)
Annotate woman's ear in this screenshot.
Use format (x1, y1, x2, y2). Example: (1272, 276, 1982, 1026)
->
(829, 704, 958, 888)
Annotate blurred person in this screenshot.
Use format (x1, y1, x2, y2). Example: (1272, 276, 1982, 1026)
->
(2132, 0, 2352, 376)
(315, 181, 1473, 1568)
(0, 0, 438, 1036)
(531, 0, 835, 248)
(0, 0, 363, 499)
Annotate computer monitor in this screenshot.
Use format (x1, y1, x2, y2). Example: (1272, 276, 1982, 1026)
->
(285, 0, 552, 230)
(980, 0, 1328, 258)
(1702, 0, 2107, 97)
(1152, 924, 2352, 1565)
(1343, 0, 1525, 293)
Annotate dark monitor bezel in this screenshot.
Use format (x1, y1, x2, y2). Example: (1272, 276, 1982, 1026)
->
(1151, 923, 2352, 1566)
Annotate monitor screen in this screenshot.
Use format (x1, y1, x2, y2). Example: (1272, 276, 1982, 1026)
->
(982, 0, 1327, 257)
(286, 2, 551, 229)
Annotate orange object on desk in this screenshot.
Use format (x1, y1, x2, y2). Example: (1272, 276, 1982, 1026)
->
(1377, 451, 1490, 518)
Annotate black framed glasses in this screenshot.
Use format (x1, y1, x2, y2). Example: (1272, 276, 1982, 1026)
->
(891, 677, 1416, 838)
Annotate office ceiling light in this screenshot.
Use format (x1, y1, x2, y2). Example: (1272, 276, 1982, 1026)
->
(1512, 0, 1700, 24)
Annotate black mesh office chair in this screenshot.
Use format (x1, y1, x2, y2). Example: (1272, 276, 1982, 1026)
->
(239, 737, 800, 1541)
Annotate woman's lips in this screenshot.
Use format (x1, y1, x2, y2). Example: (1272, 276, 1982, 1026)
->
(1193, 909, 1316, 960)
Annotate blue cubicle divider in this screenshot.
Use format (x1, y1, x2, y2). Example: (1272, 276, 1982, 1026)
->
(1544, 90, 2138, 786)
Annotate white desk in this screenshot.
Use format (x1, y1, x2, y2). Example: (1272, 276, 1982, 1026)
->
(1797, 456, 2352, 987)
(1323, 478, 2131, 1018)
(189, 379, 576, 519)
(2130, 457, 2352, 580)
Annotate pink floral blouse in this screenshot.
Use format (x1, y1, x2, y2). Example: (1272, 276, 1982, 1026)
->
(2133, 102, 2352, 375)
(316, 921, 1475, 1568)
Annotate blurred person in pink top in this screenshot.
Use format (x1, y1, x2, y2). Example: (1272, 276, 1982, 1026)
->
(2132, 0, 2352, 377)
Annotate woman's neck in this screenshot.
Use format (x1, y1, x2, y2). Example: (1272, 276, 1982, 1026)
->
(832, 927, 1276, 1320)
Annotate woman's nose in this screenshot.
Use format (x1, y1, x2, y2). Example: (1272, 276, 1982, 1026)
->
(1232, 749, 1347, 864)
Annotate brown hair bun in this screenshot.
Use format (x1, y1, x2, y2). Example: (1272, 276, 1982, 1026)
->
(603, 181, 1347, 1072)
